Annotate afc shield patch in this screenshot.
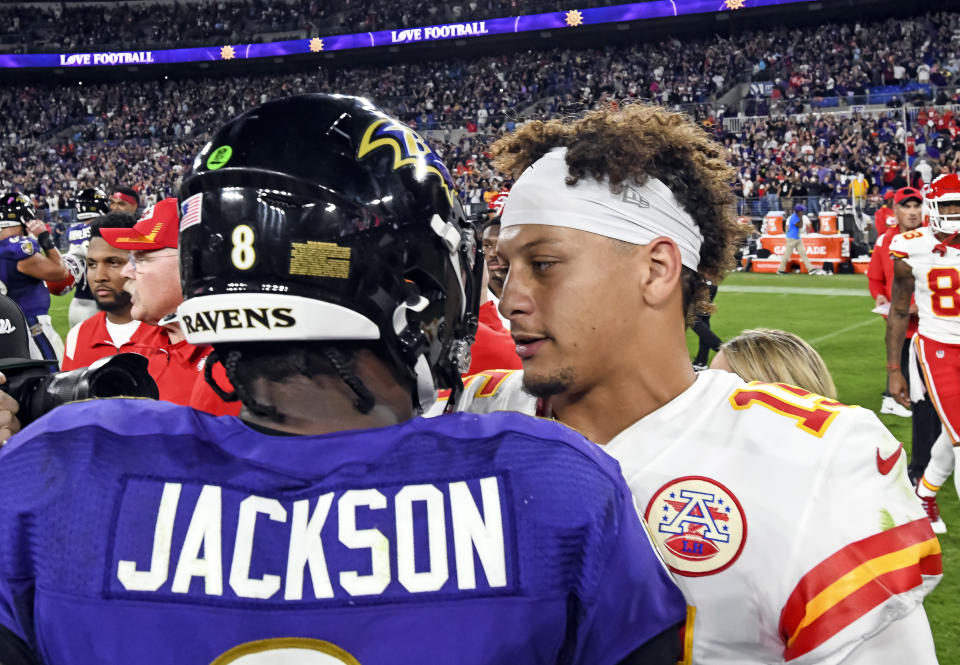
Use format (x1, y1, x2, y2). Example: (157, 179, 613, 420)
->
(644, 475, 747, 577)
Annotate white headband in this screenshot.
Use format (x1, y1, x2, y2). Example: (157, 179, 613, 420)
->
(500, 147, 703, 270)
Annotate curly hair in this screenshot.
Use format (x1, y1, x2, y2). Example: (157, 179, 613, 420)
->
(491, 102, 745, 322)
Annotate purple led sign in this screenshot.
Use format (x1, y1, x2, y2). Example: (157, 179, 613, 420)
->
(0, 0, 813, 69)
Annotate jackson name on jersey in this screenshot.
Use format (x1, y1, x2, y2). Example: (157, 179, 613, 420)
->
(114, 476, 509, 601)
(0, 399, 685, 665)
(433, 368, 942, 665)
(889, 225, 960, 344)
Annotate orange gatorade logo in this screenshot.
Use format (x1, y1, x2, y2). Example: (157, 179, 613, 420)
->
(645, 476, 747, 577)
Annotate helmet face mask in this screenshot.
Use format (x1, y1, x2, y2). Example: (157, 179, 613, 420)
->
(925, 174, 960, 235)
(178, 94, 480, 411)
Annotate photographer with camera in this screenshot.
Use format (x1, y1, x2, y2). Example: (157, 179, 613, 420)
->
(0, 293, 158, 440)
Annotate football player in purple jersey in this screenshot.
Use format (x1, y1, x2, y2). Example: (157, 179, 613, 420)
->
(0, 193, 68, 363)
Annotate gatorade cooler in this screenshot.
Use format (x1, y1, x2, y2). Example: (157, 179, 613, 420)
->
(818, 211, 838, 235)
(764, 211, 785, 235)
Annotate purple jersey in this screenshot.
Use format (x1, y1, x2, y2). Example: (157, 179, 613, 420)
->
(0, 400, 685, 665)
(0, 234, 49, 319)
(65, 221, 93, 301)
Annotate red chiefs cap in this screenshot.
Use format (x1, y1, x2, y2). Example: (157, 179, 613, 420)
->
(883, 189, 895, 201)
(100, 198, 179, 250)
(894, 187, 923, 205)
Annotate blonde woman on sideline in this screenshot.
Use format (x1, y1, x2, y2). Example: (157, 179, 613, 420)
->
(710, 328, 837, 399)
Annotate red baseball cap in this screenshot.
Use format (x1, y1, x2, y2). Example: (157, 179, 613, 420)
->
(883, 190, 895, 201)
(100, 197, 179, 250)
(894, 187, 923, 205)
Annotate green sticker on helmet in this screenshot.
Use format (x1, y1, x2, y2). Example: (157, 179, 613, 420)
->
(207, 145, 233, 170)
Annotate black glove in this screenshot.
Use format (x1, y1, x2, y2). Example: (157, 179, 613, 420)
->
(36, 231, 56, 253)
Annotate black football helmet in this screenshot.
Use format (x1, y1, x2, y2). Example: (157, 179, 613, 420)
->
(0, 193, 36, 229)
(74, 187, 109, 221)
(178, 94, 481, 411)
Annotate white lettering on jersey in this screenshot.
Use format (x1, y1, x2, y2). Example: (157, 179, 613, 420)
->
(284, 493, 335, 600)
(337, 489, 391, 596)
(229, 496, 287, 599)
(171, 484, 224, 595)
(117, 482, 181, 591)
(396, 484, 449, 593)
(117, 478, 509, 601)
(450, 477, 507, 589)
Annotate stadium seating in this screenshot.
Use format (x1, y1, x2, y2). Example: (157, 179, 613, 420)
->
(0, 6, 957, 221)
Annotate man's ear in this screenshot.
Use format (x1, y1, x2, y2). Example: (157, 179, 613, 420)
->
(641, 237, 684, 308)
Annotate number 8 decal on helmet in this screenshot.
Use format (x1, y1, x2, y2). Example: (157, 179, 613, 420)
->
(231, 224, 257, 270)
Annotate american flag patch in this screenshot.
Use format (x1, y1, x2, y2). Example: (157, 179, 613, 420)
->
(180, 194, 202, 231)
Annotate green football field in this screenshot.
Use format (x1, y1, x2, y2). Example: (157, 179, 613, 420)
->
(49, 275, 958, 659)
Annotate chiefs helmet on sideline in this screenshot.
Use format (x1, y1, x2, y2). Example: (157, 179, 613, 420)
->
(74, 188, 110, 221)
(0, 193, 36, 229)
(924, 173, 960, 235)
(177, 93, 481, 412)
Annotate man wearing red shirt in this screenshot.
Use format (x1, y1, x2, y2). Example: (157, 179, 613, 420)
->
(466, 271, 521, 375)
(882, 157, 900, 186)
(874, 190, 896, 235)
(100, 198, 212, 406)
(61, 213, 167, 371)
(867, 186, 941, 483)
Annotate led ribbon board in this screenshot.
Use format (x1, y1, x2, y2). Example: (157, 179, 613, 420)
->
(0, 0, 813, 69)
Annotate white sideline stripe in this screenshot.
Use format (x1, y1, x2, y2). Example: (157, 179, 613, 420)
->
(722, 286, 868, 297)
(808, 318, 880, 345)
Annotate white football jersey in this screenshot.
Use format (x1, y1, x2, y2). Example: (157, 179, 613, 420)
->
(433, 369, 941, 665)
(889, 226, 960, 344)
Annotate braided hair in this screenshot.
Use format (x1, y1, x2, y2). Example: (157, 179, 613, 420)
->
(205, 342, 379, 421)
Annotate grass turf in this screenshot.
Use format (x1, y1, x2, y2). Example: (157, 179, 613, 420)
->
(52, 279, 957, 659)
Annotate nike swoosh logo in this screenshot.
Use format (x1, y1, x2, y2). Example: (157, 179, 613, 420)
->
(877, 444, 904, 476)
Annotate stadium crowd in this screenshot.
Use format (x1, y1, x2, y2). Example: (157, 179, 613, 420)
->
(0, 11, 957, 217)
(740, 12, 960, 112)
(723, 107, 960, 214)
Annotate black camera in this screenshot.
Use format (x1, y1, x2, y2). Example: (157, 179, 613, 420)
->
(3, 353, 159, 427)
(0, 294, 159, 427)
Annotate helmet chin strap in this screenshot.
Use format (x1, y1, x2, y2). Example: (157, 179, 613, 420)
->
(426, 211, 481, 412)
(412, 355, 437, 414)
(933, 231, 960, 257)
(391, 294, 437, 414)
